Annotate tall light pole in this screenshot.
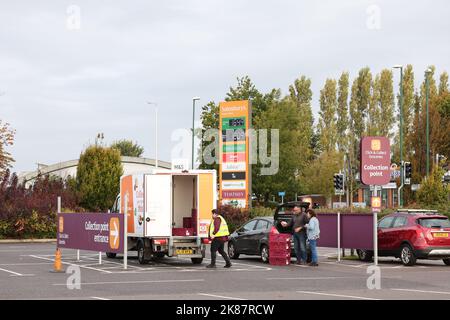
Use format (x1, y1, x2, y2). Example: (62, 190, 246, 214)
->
(192, 97, 200, 170)
(393, 65, 403, 207)
(147, 102, 158, 168)
(425, 68, 432, 176)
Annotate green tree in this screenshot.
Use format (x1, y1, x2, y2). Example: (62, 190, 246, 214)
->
(302, 150, 344, 207)
(348, 67, 372, 208)
(318, 78, 337, 152)
(337, 72, 350, 154)
(110, 140, 144, 157)
(256, 98, 308, 200)
(416, 166, 449, 206)
(76, 145, 123, 211)
(198, 101, 219, 171)
(0, 120, 15, 176)
(371, 69, 394, 137)
(349, 67, 372, 138)
(289, 75, 314, 157)
(439, 71, 449, 95)
(402, 65, 416, 161)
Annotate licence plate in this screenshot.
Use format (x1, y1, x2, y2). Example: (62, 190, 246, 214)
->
(433, 232, 449, 238)
(176, 249, 193, 255)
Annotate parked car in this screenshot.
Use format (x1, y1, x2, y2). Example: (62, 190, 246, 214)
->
(228, 201, 311, 263)
(357, 210, 450, 266)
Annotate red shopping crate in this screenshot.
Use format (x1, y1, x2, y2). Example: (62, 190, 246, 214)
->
(269, 257, 291, 266)
(269, 251, 291, 259)
(269, 233, 292, 243)
(269, 242, 290, 251)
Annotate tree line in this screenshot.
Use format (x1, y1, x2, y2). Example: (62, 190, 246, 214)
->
(200, 65, 450, 207)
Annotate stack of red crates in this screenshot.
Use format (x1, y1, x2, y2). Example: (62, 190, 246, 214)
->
(269, 233, 291, 266)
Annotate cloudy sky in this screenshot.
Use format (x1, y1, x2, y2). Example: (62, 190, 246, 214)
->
(1, 0, 449, 173)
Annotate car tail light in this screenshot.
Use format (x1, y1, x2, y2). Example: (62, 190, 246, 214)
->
(270, 226, 279, 235)
(416, 228, 425, 239)
(202, 238, 211, 244)
(153, 239, 168, 245)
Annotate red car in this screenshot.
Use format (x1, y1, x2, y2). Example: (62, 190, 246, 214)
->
(357, 210, 450, 266)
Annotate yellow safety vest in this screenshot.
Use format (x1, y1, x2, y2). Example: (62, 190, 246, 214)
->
(209, 215, 230, 237)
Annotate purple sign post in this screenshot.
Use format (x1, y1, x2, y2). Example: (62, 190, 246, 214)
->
(57, 213, 124, 253)
(360, 136, 391, 265)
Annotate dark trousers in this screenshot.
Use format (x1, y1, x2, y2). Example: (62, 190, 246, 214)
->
(293, 232, 307, 262)
(210, 239, 231, 266)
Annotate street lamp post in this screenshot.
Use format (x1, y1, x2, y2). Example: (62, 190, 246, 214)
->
(192, 97, 200, 170)
(425, 68, 432, 176)
(147, 102, 158, 168)
(393, 65, 403, 207)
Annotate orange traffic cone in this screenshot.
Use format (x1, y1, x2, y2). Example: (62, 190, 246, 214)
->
(51, 248, 64, 273)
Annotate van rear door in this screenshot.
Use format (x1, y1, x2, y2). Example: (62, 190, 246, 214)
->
(145, 174, 172, 237)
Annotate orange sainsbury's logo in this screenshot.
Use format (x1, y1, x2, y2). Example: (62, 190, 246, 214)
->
(371, 139, 381, 151)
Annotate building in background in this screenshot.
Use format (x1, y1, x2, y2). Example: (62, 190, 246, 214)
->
(18, 156, 171, 188)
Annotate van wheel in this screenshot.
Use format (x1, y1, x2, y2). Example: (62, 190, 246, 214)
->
(443, 258, 450, 266)
(106, 252, 116, 259)
(400, 244, 416, 266)
(357, 249, 373, 262)
(137, 241, 148, 265)
(154, 253, 165, 259)
(228, 242, 240, 259)
(191, 258, 203, 264)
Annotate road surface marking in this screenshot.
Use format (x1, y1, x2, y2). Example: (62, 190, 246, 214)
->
(296, 290, 379, 300)
(29, 255, 112, 274)
(53, 279, 205, 286)
(179, 257, 271, 270)
(391, 288, 450, 296)
(198, 293, 247, 300)
(267, 276, 361, 280)
(322, 262, 370, 268)
(0, 267, 24, 276)
(91, 296, 111, 300)
(0, 262, 52, 266)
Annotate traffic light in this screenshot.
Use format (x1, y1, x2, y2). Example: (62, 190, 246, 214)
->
(334, 173, 344, 194)
(404, 162, 412, 185)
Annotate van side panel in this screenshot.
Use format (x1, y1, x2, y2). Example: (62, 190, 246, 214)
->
(198, 173, 215, 237)
(145, 174, 172, 237)
(120, 175, 135, 234)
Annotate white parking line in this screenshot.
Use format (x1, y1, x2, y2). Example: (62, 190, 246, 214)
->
(0, 267, 24, 276)
(29, 255, 113, 274)
(391, 288, 450, 296)
(0, 262, 52, 266)
(296, 290, 380, 300)
(267, 276, 362, 280)
(91, 297, 111, 300)
(198, 293, 247, 300)
(53, 279, 205, 286)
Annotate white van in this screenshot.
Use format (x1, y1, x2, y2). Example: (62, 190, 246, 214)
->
(109, 169, 217, 264)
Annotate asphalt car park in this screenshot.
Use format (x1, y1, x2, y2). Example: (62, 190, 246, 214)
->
(1, 242, 450, 300)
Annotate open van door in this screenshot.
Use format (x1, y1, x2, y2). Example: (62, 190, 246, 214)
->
(145, 174, 172, 237)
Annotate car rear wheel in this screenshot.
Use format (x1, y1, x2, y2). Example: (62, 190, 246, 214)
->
(228, 242, 240, 259)
(443, 258, 450, 266)
(400, 244, 416, 266)
(106, 252, 116, 259)
(357, 249, 373, 262)
(260, 245, 269, 263)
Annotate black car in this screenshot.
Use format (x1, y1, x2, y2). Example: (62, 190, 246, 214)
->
(227, 201, 311, 263)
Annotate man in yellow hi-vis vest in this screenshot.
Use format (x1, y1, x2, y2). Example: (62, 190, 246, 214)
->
(206, 209, 232, 268)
